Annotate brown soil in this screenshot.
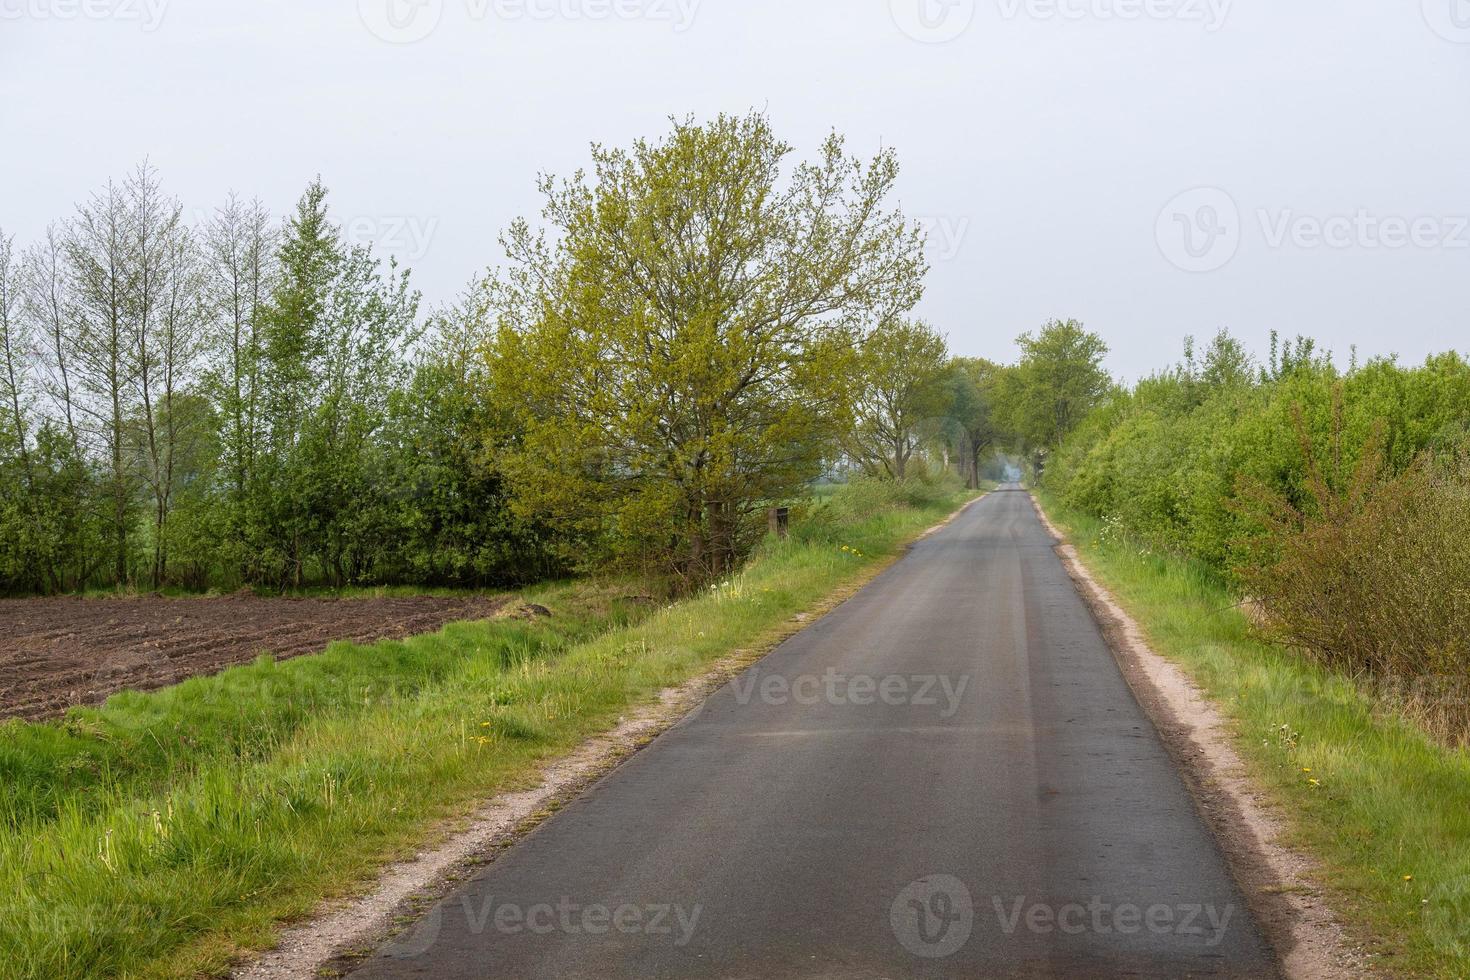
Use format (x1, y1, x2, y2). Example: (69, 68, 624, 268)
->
(0, 593, 510, 723)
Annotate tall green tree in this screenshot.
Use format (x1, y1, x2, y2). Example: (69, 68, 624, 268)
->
(226, 179, 422, 589)
(946, 356, 1002, 489)
(252, 179, 341, 586)
(490, 113, 927, 584)
(203, 193, 276, 576)
(998, 318, 1111, 470)
(0, 228, 36, 590)
(23, 226, 104, 592)
(1194, 328, 1254, 390)
(380, 289, 556, 586)
(847, 319, 952, 479)
(126, 163, 207, 587)
(65, 181, 138, 585)
(0, 231, 28, 467)
(298, 241, 418, 586)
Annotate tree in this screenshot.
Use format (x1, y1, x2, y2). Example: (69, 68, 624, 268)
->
(847, 319, 952, 479)
(1196, 328, 1253, 390)
(0, 229, 29, 467)
(24, 224, 81, 448)
(203, 193, 275, 542)
(238, 178, 419, 589)
(299, 239, 418, 586)
(126, 163, 207, 587)
(22, 225, 101, 592)
(0, 228, 37, 590)
(252, 179, 341, 587)
(999, 319, 1111, 470)
(379, 288, 557, 586)
(65, 180, 139, 585)
(946, 356, 1002, 489)
(2, 138, 949, 595)
(490, 113, 926, 584)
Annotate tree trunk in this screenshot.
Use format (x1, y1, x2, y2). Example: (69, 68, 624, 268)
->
(112, 387, 127, 586)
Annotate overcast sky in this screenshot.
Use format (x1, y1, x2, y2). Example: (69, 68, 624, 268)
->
(2, 0, 1466, 379)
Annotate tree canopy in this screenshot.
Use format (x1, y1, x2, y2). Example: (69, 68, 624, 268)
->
(946, 356, 1003, 489)
(996, 318, 1111, 468)
(487, 112, 927, 584)
(846, 319, 952, 480)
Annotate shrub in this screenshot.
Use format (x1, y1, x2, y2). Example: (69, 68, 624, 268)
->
(1234, 418, 1470, 742)
(1046, 342, 1470, 586)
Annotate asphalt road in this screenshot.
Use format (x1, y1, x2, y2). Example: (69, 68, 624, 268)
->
(353, 487, 1277, 979)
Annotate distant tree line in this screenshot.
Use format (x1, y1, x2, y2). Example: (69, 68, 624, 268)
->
(842, 315, 1112, 488)
(1043, 329, 1470, 734)
(0, 168, 554, 593)
(0, 113, 1120, 596)
(1045, 329, 1470, 574)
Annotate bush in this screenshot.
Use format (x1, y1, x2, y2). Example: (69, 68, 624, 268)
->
(1046, 340, 1470, 584)
(1045, 337, 1470, 742)
(1235, 433, 1470, 741)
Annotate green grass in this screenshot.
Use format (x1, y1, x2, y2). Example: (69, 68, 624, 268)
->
(0, 479, 974, 980)
(0, 582, 619, 831)
(1036, 492, 1470, 978)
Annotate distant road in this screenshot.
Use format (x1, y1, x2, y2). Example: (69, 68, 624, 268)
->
(353, 486, 1277, 978)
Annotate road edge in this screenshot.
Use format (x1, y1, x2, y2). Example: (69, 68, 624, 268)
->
(1028, 491, 1366, 980)
(235, 490, 986, 979)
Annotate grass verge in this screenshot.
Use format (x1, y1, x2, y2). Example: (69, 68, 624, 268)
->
(0, 479, 975, 980)
(1036, 491, 1470, 978)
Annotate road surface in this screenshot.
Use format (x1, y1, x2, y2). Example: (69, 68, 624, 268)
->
(353, 487, 1277, 979)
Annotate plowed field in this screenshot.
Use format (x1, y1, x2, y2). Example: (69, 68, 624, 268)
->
(0, 593, 509, 722)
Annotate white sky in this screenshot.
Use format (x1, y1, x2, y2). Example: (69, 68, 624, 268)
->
(3, 0, 1467, 380)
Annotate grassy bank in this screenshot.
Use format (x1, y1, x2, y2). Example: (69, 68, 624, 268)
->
(0, 479, 975, 980)
(1036, 492, 1470, 978)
